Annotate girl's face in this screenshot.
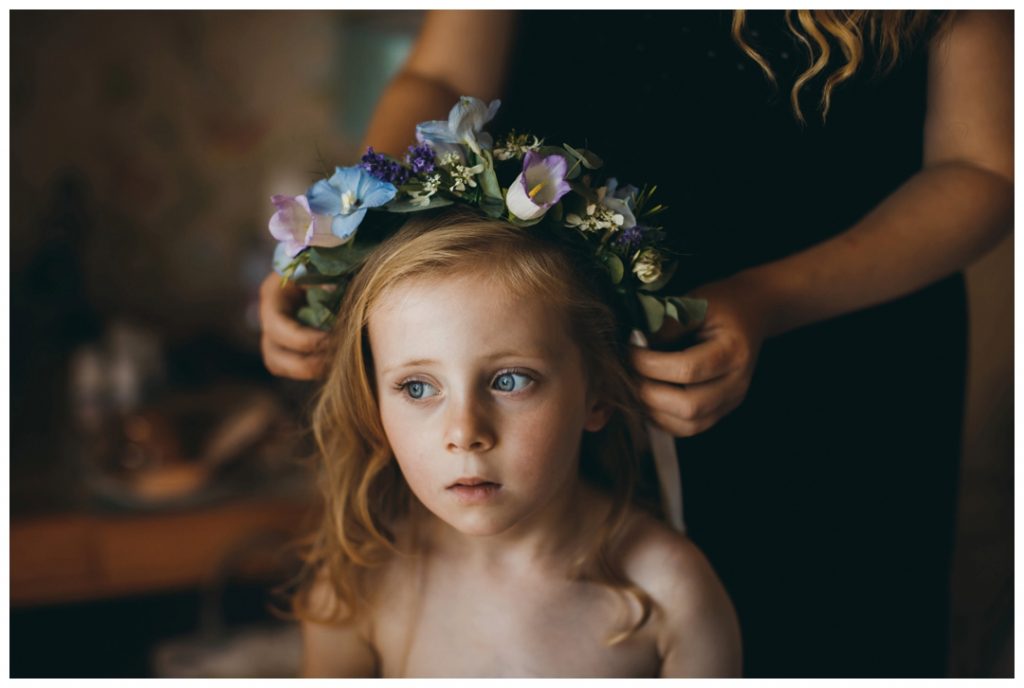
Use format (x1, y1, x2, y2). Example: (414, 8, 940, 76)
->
(368, 272, 609, 538)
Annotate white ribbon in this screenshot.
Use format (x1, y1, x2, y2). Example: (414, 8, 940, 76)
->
(630, 330, 686, 533)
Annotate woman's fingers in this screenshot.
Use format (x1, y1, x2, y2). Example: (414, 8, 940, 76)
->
(261, 336, 327, 380)
(645, 407, 719, 438)
(262, 302, 329, 353)
(630, 338, 735, 386)
(636, 377, 743, 432)
(258, 271, 329, 379)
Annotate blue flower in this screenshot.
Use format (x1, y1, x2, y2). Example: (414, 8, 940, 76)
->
(306, 166, 397, 241)
(415, 96, 501, 156)
(600, 178, 638, 230)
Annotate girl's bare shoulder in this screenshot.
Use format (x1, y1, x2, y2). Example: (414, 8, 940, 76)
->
(616, 508, 743, 677)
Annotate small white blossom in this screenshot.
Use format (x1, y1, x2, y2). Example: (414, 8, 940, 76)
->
(632, 248, 663, 284)
(447, 162, 485, 193)
(494, 132, 543, 161)
(408, 173, 442, 207)
(565, 202, 626, 233)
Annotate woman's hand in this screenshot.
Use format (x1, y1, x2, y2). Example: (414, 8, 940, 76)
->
(258, 272, 328, 380)
(631, 275, 770, 437)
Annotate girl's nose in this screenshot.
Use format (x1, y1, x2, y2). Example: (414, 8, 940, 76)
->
(443, 396, 496, 453)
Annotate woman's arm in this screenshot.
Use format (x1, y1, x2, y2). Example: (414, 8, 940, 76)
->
(260, 10, 517, 379)
(632, 10, 1013, 437)
(362, 10, 517, 156)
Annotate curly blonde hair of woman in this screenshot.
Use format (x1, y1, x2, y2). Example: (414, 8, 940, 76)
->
(732, 10, 957, 123)
(289, 208, 657, 645)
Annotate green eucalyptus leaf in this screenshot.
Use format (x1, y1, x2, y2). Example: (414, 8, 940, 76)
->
(637, 293, 666, 333)
(480, 194, 506, 218)
(508, 212, 545, 228)
(603, 253, 625, 284)
(306, 247, 349, 276)
(562, 143, 604, 170)
(291, 271, 343, 287)
(297, 301, 334, 331)
(664, 298, 679, 322)
(479, 156, 503, 200)
(306, 287, 332, 307)
(307, 242, 374, 276)
(667, 296, 709, 331)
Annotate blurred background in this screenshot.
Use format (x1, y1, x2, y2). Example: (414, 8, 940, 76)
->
(8, 10, 1013, 678)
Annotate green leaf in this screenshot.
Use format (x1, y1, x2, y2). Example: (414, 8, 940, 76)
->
(306, 287, 333, 307)
(562, 144, 603, 170)
(307, 243, 372, 277)
(478, 151, 503, 200)
(666, 296, 708, 332)
(637, 293, 666, 333)
(480, 194, 505, 218)
(664, 298, 678, 322)
(291, 271, 343, 287)
(508, 212, 545, 228)
(306, 247, 349, 276)
(297, 301, 334, 331)
(602, 253, 625, 285)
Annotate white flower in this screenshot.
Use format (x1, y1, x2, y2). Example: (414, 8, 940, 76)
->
(447, 161, 485, 193)
(632, 248, 663, 284)
(565, 202, 626, 234)
(505, 152, 571, 221)
(494, 132, 543, 161)
(408, 174, 442, 206)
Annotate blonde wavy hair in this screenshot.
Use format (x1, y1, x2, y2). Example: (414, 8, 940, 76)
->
(732, 10, 956, 123)
(290, 208, 655, 644)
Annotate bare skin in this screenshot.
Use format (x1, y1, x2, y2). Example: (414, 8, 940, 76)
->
(300, 273, 741, 677)
(260, 11, 1012, 442)
(301, 487, 741, 678)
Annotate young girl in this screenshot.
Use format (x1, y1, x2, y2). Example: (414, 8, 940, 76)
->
(290, 208, 741, 677)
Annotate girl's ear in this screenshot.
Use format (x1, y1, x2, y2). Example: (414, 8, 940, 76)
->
(584, 398, 613, 432)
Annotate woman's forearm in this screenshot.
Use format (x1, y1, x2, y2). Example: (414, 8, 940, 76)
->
(735, 161, 1013, 338)
(359, 10, 516, 157)
(360, 71, 460, 156)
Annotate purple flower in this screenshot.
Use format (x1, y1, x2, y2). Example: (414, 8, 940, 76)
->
(615, 225, 648, 252)
(405, 144, 436, 175)
(268, 194, 345, 258)
(505, 151, 572, 221)
(360, 147, 410, 185)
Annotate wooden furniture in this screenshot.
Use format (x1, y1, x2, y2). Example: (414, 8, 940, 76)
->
(11, 497, 314, 607)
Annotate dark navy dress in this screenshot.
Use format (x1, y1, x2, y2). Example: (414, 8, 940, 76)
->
(495, 10, 964, 678)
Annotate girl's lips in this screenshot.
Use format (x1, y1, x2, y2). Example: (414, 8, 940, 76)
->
(447, 481, 502, 504)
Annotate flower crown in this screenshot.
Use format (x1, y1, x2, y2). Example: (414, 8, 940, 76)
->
(269, 96, 706, 336)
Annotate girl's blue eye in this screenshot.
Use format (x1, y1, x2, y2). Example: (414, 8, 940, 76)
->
(404, 380, 438, 400)
(493, 371, 532, 393)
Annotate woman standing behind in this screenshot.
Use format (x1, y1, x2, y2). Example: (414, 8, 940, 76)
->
(260, 10, 1013, 677)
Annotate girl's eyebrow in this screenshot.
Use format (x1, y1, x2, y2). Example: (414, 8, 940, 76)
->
(379, 358, 438, 376)
(379, 350, 554, 376)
